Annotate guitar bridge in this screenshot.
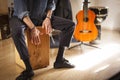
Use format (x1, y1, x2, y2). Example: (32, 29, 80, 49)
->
(80, 30, 92, 33)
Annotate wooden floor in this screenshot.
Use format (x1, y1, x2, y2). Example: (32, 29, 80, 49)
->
(0, 29, 120, 80)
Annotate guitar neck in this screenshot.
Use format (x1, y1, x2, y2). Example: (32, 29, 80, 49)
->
(85, 0, 88, 2)
(83, 0, 89, 22)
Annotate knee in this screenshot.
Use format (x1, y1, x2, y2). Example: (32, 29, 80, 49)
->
(71, 21, 75, 27)
(9, 17, 25, 37)
(11, 26, 24, 38)
(69, 21, 75, 32)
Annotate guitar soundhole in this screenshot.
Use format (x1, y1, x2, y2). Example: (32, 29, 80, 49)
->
(83, 18, 89, 22)
(80, 30, 92, 33)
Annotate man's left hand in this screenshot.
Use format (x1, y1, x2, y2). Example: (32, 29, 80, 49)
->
(42, 17, 52, 34)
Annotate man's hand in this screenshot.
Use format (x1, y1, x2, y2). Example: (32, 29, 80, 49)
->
(42, 17, 52, 34)
(30, 27, 42, 45)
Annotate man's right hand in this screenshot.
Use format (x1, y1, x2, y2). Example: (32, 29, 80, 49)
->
(22, 16, 43, 45)
(30, 27, 42, 45)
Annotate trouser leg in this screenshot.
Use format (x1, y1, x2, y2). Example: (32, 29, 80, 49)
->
(9, 16, 29, 61)
(9, 16, 33, 72)
(51, 16, 75, 62)
(51, 16, 75, 47)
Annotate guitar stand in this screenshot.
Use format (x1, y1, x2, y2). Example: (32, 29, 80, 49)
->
(68, 41, 100, 50)
(68, 24, 101, 50)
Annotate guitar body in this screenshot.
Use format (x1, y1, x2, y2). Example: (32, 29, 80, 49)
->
(73, 9, 98, 42)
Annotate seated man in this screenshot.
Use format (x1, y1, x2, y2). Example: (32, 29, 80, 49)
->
(9, 0, 75, 80)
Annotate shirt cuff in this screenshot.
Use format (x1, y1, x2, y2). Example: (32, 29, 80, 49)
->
(18, 11, 29, 20)
(47, 2, 56, 11)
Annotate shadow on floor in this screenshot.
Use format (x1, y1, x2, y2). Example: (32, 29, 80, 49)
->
(108, 71, 120, 80)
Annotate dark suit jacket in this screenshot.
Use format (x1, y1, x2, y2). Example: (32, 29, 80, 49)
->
(54, 0, 73, 20)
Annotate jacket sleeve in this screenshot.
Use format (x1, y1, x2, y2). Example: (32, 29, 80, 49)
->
(14, 0, 29, 20)
(47, 0, 56, 11)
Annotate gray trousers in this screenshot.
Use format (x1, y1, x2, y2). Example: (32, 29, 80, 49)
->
(9, 16, 75, 60)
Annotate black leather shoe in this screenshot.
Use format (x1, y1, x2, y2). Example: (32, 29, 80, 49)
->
(54, 60, 75, 69)
(16, 70, 34, 80)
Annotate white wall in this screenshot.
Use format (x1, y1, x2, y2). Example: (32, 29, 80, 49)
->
(70, 0, 98, 23)
(97, 0, 120, 30)
(70, 0, 120, 31)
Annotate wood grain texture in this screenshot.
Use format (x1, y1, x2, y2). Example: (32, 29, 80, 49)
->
(27, 27, 50, 70)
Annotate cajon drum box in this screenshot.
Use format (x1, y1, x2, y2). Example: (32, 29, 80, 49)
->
(27, 27, 50, 70)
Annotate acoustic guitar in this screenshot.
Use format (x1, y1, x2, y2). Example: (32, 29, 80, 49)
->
(73, 0, 98, 42)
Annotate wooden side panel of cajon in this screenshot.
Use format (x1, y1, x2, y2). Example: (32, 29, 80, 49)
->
(27, 27, 50, 70)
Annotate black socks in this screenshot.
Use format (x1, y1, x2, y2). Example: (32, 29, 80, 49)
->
(23, 59, 33, 72)
(55, 46, 65, 63)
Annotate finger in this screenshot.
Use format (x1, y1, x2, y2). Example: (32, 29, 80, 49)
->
(35, 30, 41, 45)
(48, 26, 51, 34)
(35, 36, 40, 45)
(40, 32, 43, 35)
(47, 27, 49, 34)
(35, 32, 41, 45)
(37, 35, 41, 45)
(46, 25, 51, 34)
(35, 35, 39, 45)
(43, 24, 47, 34)
(34, 37, 38, 45)
(45, 24, 48, 34)
(48, 26, 52, 34)
(42, 24, 45, 29)
(33, 36, 36, 45)
(50, 27, 53, 33)
(31, 38, 33, 44)
(31, 36, 33, 44)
